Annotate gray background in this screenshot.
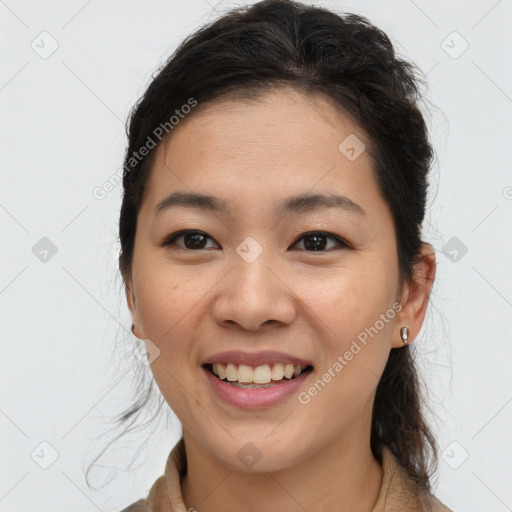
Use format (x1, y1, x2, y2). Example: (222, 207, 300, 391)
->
(1, 0, 511, 510)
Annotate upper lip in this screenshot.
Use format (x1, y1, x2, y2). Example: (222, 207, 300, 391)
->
(203, 350, 313, 368)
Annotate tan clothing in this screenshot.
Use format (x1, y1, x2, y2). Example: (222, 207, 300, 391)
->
(120, 438, 453, 511)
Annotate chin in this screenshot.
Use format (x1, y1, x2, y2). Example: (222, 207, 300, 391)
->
(204, 431, 307, 473)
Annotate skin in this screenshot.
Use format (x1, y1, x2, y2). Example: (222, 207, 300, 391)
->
(125, 86, 436, 512)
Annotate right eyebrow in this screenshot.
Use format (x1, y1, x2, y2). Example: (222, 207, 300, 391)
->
(153, 192, 230, 216)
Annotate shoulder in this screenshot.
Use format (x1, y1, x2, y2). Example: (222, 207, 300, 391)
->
(118, 439, 186, 512)
(118, 475, 169, 512)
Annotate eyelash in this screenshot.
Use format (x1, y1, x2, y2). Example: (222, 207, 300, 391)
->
(161, 230, 351, 252)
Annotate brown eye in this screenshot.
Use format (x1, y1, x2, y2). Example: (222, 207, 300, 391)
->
(290, 232, 349, 252)
(163, 230, 219, 250)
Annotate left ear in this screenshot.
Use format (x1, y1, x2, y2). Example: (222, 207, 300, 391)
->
(392, 242, 436, 348)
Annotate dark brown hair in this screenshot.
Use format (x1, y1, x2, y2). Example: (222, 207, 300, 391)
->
(91, 0, 440, 492)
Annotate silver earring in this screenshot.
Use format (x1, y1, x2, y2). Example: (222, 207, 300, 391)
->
(400, 327, 409, 345)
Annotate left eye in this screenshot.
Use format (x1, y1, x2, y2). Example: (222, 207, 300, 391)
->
(290, 231, 349, 252)
(161, 230, 348, 252)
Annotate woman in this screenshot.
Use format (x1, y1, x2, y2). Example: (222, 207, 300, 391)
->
(117, 0, 453, 510)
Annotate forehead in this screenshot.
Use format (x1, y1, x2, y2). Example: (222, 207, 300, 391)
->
(141, 87, 381, 216)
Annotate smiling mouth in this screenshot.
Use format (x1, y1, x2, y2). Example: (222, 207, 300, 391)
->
(203, 362, 314, 389)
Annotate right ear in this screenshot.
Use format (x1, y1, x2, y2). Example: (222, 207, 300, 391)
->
(124, 279, 142, 338)
(125, 279, 136, 318)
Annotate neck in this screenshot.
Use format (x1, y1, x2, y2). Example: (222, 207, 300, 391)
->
(180, 412, 383, 512)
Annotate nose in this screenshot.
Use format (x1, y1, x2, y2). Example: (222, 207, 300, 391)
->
(211, 251, 297, 331)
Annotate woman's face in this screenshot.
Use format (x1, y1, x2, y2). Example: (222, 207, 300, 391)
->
(126, 87, 409, 471)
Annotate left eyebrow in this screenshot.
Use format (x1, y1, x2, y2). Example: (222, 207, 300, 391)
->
(275, 192, 366, 217)
(153, 191, 365, 217)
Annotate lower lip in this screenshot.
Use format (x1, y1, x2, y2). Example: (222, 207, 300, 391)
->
(203, 366, 312, 409)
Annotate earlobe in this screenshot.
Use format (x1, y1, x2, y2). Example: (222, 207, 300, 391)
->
(393, 243, 436, 348)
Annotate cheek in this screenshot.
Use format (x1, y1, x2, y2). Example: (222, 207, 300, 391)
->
(133, 257, 206, 340)
(305, 257, 397, 335)
(301, 256, 397, 388)
(132, 263, 208, 414)
(297, 276, 395, 432)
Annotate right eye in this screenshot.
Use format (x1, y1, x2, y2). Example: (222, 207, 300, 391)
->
(161, 230, 220, 250)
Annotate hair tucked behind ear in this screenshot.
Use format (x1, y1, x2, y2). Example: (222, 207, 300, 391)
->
(88, 0, 441, 491)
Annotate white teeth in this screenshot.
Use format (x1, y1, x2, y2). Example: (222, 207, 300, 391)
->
(284, 364, 295, 379)
(270, 363, 284, 380)
(226, 363, 238, 381)
(210, 362, 310, 384)
(213, 363, 227, 380)
(253, 364, 272, 384)
(237, 364, 254, 383)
